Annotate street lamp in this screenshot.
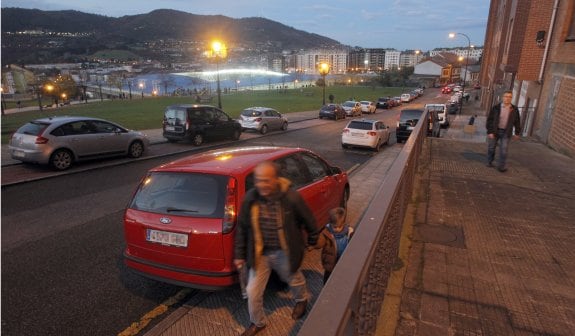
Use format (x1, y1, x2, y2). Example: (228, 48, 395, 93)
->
(318, 62, 330, 106)
(449, 32, 471, 114)
(138, 83, 144, 99)
(211, 40, 227, 109)
(364, 59, 369, 73)
(45, 84, 54, 106)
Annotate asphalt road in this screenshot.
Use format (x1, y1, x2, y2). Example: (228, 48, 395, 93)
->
(1, 113, 401, 336)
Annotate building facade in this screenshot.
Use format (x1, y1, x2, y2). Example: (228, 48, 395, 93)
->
(295, 50, 348, 74)
(480, 0, 575, 157)
(384, 50, 401, 70)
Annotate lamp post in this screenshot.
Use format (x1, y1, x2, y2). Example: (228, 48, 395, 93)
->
(364, 59, 369, 73)
(318, 62, 330, 106)
(449, 32, 471, 115)
(139, 83, 144, 99)
(211, 41, 227, 109)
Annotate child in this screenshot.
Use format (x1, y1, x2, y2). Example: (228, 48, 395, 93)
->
(316, 207, 354, 284)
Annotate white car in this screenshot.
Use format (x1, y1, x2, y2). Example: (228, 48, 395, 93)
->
(341, 119, 390, 151)
(425, 103, 449, 127)
(400, 93, 412, 103)
(239, 107, 288, 134)
(359, 100, 376, 114)
(341, 101, 362, 117)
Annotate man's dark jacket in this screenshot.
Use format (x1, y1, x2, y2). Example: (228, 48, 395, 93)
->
(234, 177, 318, 274)
(486, 103, 521, 137)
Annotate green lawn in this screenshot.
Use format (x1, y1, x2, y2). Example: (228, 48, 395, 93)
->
(1, 85, 409, 144)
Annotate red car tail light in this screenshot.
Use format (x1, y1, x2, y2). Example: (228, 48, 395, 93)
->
(367, 131, 377, 136)
(255, 118, 262, 122)
(342, 128, 350, 134)
(35, 136, 49, 144)
(223, 177, 238, 234)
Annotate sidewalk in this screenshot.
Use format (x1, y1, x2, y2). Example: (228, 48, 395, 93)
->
(381, 115, 575, 333)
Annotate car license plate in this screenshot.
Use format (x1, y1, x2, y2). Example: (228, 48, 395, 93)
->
(12, 150, 25, 158)
(351, 132, 363, 137)
(146, 229, 188, 247)
(165, 126, 175, 131)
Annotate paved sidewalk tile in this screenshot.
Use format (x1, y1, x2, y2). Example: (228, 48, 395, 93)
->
(397, 137, 575, 336)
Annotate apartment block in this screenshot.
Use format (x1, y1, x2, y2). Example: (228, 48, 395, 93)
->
(481, 0, 575, 157)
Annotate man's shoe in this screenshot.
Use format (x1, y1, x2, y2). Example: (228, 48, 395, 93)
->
(292, 300, 308, 320)
(498, 167, 508, 172)
(240, 323, 266, 336)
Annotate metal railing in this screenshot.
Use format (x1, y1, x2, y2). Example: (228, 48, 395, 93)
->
(299, 110, 428, 336)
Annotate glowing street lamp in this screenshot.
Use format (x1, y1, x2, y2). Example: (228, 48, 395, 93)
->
(364, 59, 369, 72)
(318, 62, 330, 105)
(449, 32, 471, 114)
(211, 40, 227, 109)
(138, 83, 144, 99)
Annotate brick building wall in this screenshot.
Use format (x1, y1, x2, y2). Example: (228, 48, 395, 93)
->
(548, 77, 575, 156)
(532, 0, 575, 158)
(516, 0, 554, 81)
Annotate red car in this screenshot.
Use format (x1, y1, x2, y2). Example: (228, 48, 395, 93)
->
(441, 86, 452, 94)
(123, 146, 350, 289)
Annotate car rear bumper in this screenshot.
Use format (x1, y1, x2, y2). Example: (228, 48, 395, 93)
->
(342, 135, 378, 148)
(124, 251, 237, 289)
(8, 147, 49, 164)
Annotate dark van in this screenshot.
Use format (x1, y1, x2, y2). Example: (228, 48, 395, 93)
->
(396, 109, 424, 143)
(163, 104, 242, 146)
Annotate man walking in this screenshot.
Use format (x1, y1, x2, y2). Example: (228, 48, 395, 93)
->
(486, 90, 521, 172)
(234, 161, 319, 336)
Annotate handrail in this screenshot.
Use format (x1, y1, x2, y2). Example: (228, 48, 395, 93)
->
(299, 110, 428, 335)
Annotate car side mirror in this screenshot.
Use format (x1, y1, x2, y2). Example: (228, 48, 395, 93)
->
(330, 166, 342, 175)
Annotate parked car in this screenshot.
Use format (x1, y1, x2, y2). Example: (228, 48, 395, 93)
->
(9, 116, 149, 170)
(441, 86, 452, 94)
(376, 97, 391, 109)
(400, 93, 412, 103)
(239, 106, 288, 134)
(424, 103, 450, 127)
(448, 102, 459, 114)
(123, 146, 350, 289)
(396, 109, 424, 143)
(341, 101, 362, 117)
(392, 97, 403, 106)
(341, 119, 390, 151)
(319, 104, 346, 120)
(163, 104, 241, 146)
(359, 100, 376, 114)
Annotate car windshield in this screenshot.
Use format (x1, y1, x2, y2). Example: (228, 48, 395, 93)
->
(347, 121, 373, 130)
(360, 101, 370, 105)
(343, 101, 355, 107)
(400, 110, 423, 122)
(128, 172, 228, 217)
(241, 110, 262, 117)
(321, 105, 335, 111)
(16, 121, 49, 136)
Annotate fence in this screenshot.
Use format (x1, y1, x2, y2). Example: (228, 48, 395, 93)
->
(299, 110, 428, 335)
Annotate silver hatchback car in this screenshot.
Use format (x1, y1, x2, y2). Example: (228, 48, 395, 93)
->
(239, 107, 288, 134)
(9, 116, 150, 170)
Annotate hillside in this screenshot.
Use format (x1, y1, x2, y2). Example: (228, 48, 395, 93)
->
(1, 8, 343, 65)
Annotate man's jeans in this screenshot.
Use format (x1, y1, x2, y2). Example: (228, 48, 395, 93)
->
(246, 249, 308, 327)
(487, 128, 510, 169)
